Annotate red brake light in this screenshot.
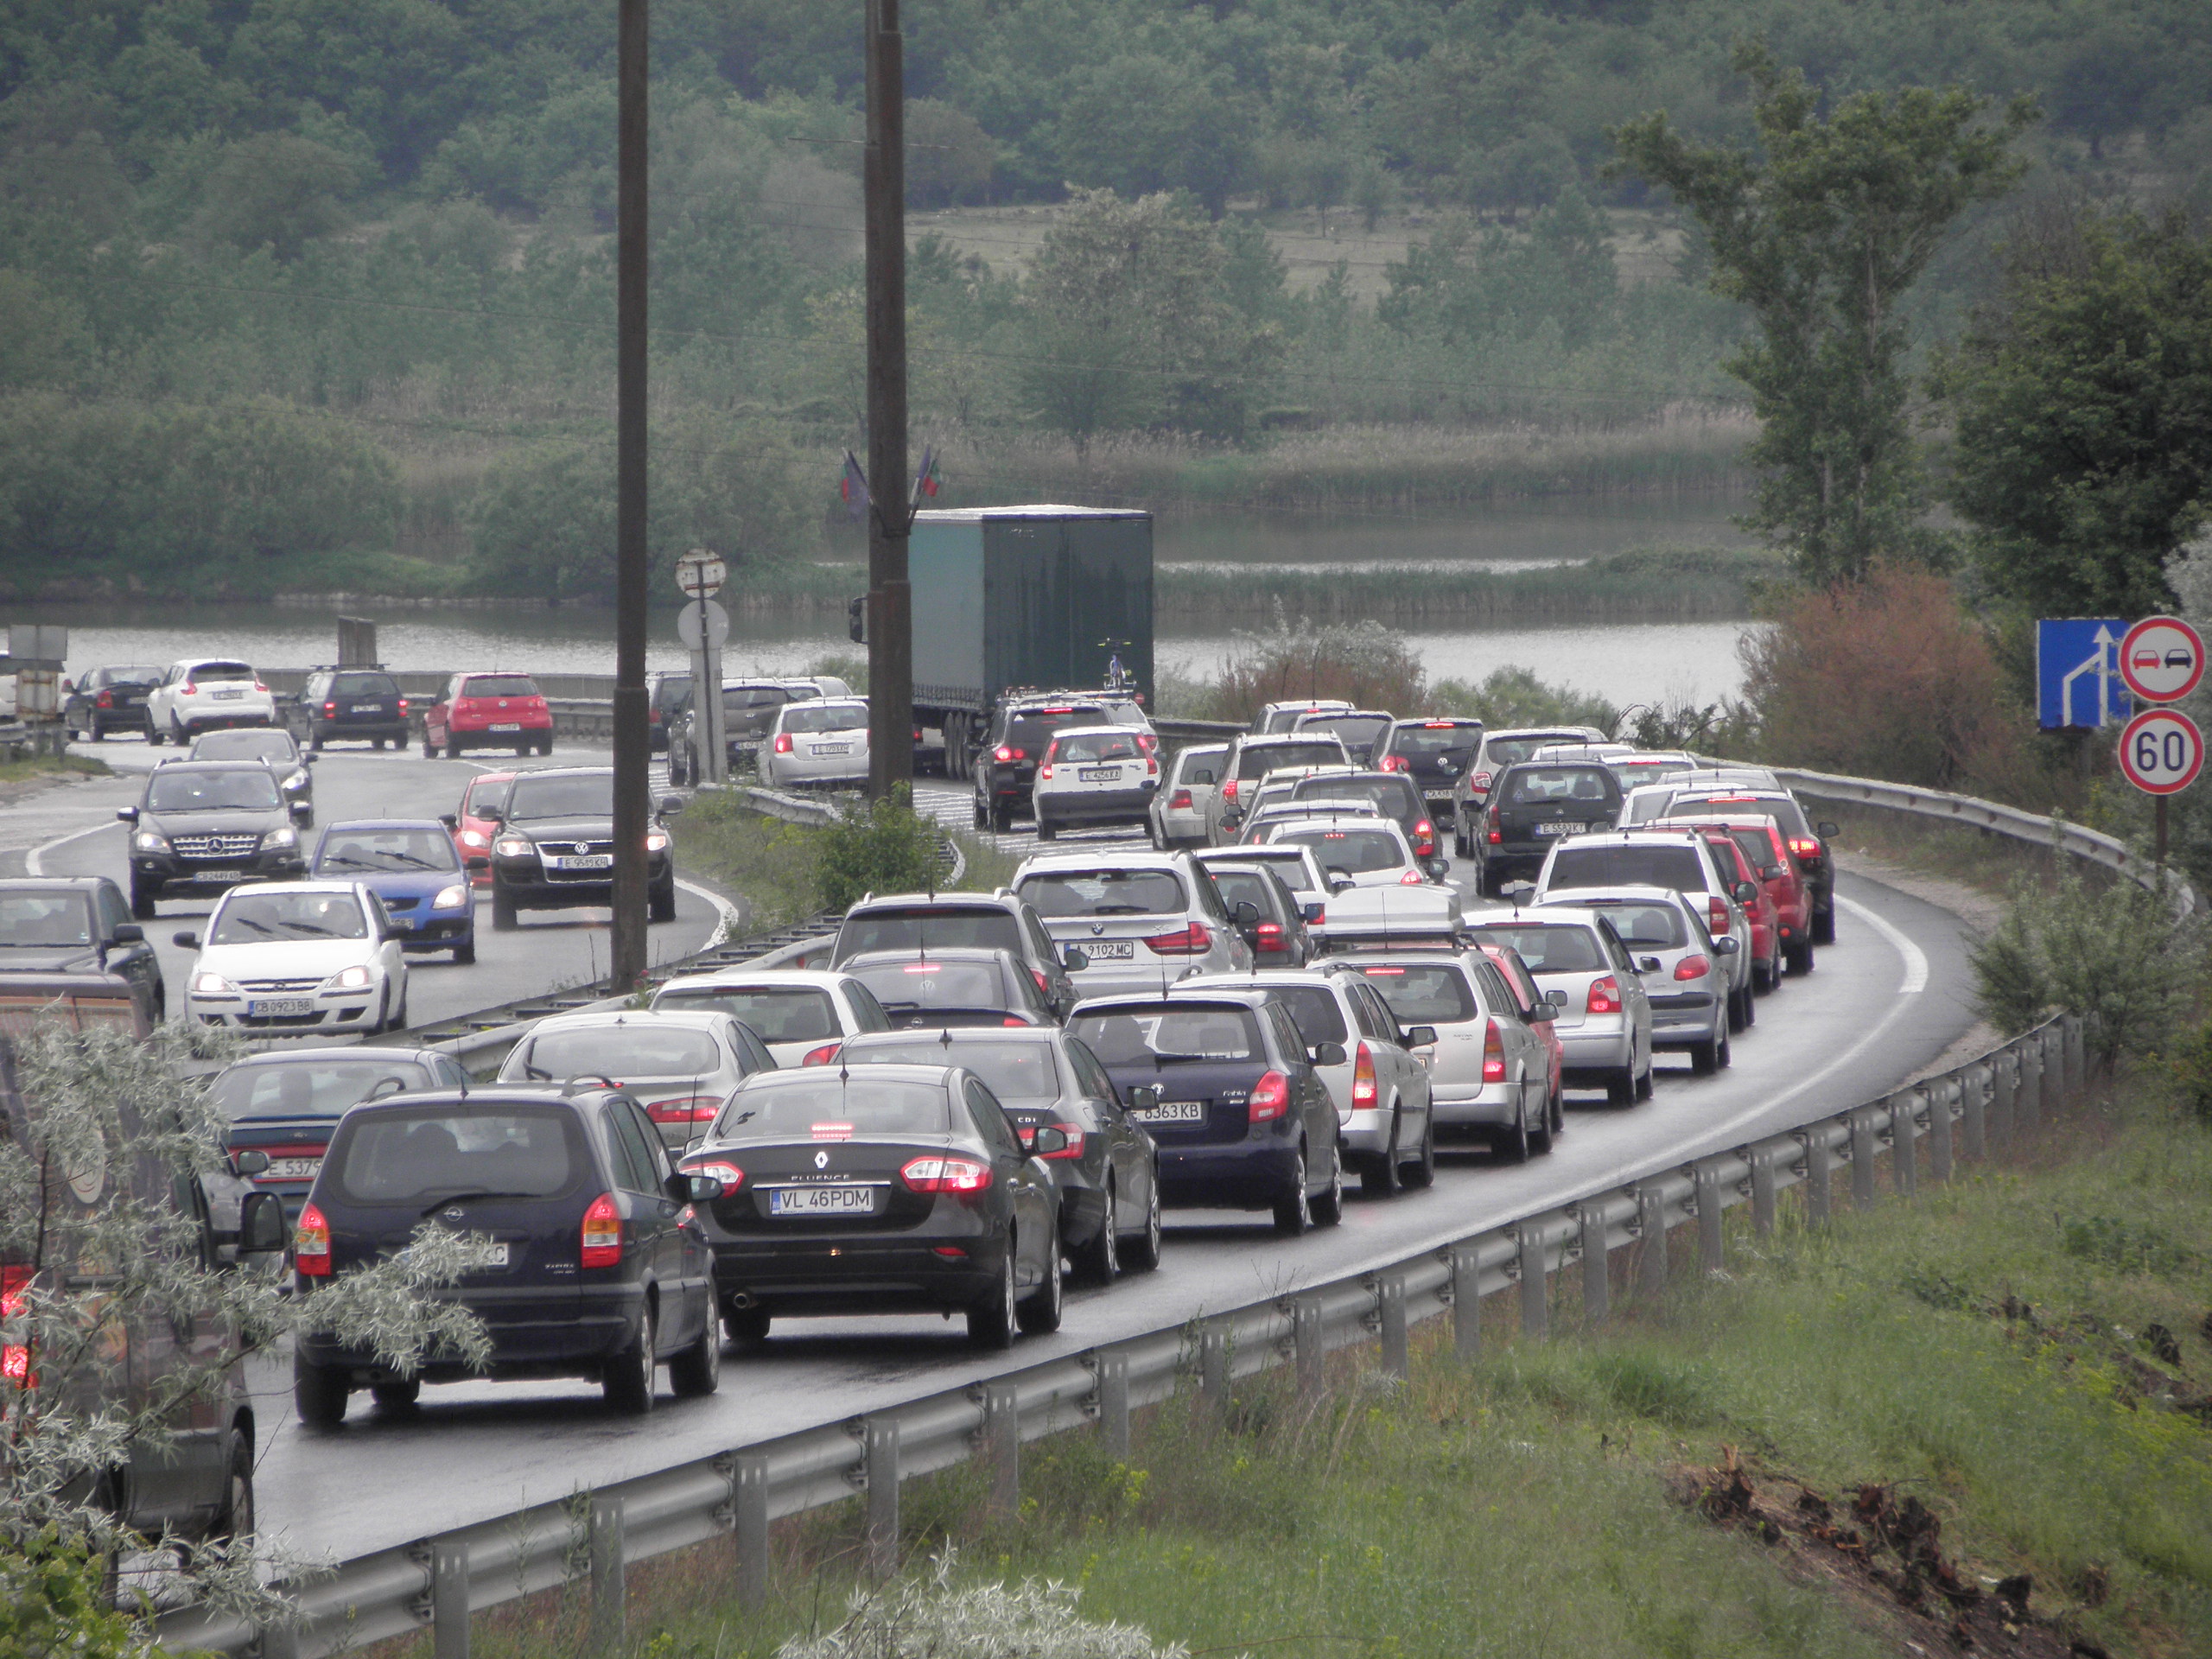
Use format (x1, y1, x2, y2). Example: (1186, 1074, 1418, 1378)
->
(95, 690, 112, 708)
(1423, 721, 1454, 729)
(1170, 789, 1193, 809)
(1223, 779, 1240, 801)
(1039, 764, 1054, 780)
(1472, 769, 1493, 792)
(1351, 1043, 1376, 1108)
(1675, 955, 1712, 981)
(182, 681, 197, 695)
(683, 1159, 744, 1187)
(1482, 1019, 1507, 1084)
(1788, 836, 1822, 860)
(1144, 920, 1211, 956)
(322, 702, 337, 715)
(800, 1042, 842, 1066)
(3, 1263, 35, 1382)
(296, 1203, 331, 1276)
(1029, 967, 1051, 996)
(1137, 733, 1159, 753)
(1399, 868, 1427, 885)
(582, 1192, 623, 1268)
(1248, 1071, 1291, 1122)
(1255, 921, 1283, 947)
(397, 699, 409, 713)
(254, 682, 269, 694)
(1412, 819, 1435, 855)
(900, 1155, 992, 1195)
(773, 733, 793, 753)
(1707, 895, 1731, 937)
(902, 962, 942, 973)
(644, 1095, 721, 1125)
(995, 745, 1023, 763)
(1587, 976, 1622, 1015)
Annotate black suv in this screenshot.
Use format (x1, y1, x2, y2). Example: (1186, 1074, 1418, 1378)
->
(647, 671, 691, 753)
(667, 679, 820, 785)
(831, 890, 1079, 1016)
(1372, 718, 1485, 812)
(291, 1086, 725, 1422)
(1474, 760, 1624, 895)
(969, 696, 1114, 831)
(61, 664, 162, 741)
(118, 761, 311, 918)
(0, 877, 164, 1019)
(289, 666, 410, 750)
(486, 766, 680, 929)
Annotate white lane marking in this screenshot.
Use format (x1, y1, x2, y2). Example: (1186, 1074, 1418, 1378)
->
(27, 821, 121, 875)
(676, 878, 741, 950)
(1836, 892, 1928, 994)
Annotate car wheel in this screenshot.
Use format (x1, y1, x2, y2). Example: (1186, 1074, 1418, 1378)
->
(1786, 938, 1814, 976)
(491, 880, 518, 931)
(991, 802, 1014, 834)
(145, 723, 162, 747)
(1015, 1236, 1064, 1335)
(1634, 1058, 1655, 1100)
(1605, 1065, 1636, 1106)
(1495, 1099, 1531, 1164)
(602, 1299, 656, 1415)
(1122, 1167, 1163, 1271)
(1308, 1138, 1344, 1227)
(537, 736, 554, 757)
(1689, 1033, 1721, 1076)
(1360, 1113, 1403, 1198)
(445, 738, 464, 760)
(169, 716, 188, 746)
(86, 721, 103, 743)
(972, 794, 989, 830)
(387, 991, 408, 1032)
(1812, 906, 1835, 945)
(725, 1305, 771, 1344)
(1717, 1026, 1732, 1069)
(669, 1306, 722, 1397)
(211, 1430, 255, 1544)
(649, 882, 677, 924)
(1402, 1111, 1436, 1187)
(1548, 1085, 1564, 1141)
(1071, 1182, 1119, 1287)
(130, 882, 158, 920)
(1272, 1144, 1312, 1236)
(294, 1354, 349, 1429)
(968, 1244, 1017, 1349)
(423, 734, 439, 758)
(452, 938, 475, 964)
(371, 1379, 421, 1412)
(1726, 987, 1747, 1035)
(1742, 982, 1757, 1027)
(1035, 819, 1057, 842)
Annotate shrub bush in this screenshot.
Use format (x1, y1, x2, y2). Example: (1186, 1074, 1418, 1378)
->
(817, 789, 944, 915)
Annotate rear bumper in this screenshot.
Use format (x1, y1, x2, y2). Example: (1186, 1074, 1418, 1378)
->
(708, 1236, 1006, 1316)
(299, 1283, 642, 1381)
(1556, 1025, 1634, 1071)
(1648, 991, 1722, 1045)
(1156, 1139, 1300, 1210)
(1428, 1079, 1521, 1128)
(1036, 786, 1155, 827)
(174, 709, 276, 733)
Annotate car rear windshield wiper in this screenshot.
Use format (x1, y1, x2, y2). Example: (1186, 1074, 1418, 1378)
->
(1088, 903, 1153, 915)
(421, 1191, 538, 1215)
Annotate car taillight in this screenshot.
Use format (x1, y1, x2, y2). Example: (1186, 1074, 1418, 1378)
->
(1675, 955, 1711, 980)
(995, 746, 1024, 763)
(1707, 895, 1731, 936)
(253, 682, 269, 693)
(181, 681, 197, 696)
(1587, 976, 1622, 1015)
(1145, 920, 1211, 955)
(801, 1042, 842, 1065)
(1002, 1015, 1032, 1027)
(644, 1096, 721, 1125)
(900, 1156, 992, 1195)
(773, 734, 792, 753)
(1381, 755, 1409, 772)
(1030, 967, 1052, 998)
(1482, 1019, 1507, 1084)
(1255, 921, 1283, 949)
(1223, 779, 1240, 801)
(1039, 764, 1053, 780)
(1146, 755, 1159, 775)
(1788, 836, 1822, 861)
(1486, 806, 1502, 844)
(1136, 733, 1158, 753)
(1170, 788, 1192, 808)
(3, 1263, 34, 1384)
(1351, 1043, 1376, 1108)
(1398, 868, 1427, 885)
(1248, 1070, 1291, 1122)
(683, 1160, 744, 1187)
(1471, 769, 1492, 791)
(581, 1192, 623, 1268)
(1412, 819, 1435, 855)
(295, 1203, 331, 1276)
(322, 701, 337, 715)
(95, 690, 112, 708)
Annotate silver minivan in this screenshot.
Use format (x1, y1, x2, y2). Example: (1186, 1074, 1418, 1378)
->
(1470, 906, 1655, 1104)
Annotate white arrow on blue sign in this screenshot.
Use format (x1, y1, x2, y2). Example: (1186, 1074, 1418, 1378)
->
(2037, 618, 2133, 729)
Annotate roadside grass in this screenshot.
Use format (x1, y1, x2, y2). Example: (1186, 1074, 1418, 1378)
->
(375, 1083, 2212, 1659)
(0, 752, 108, 785)
(1819, 803, 2098, 904)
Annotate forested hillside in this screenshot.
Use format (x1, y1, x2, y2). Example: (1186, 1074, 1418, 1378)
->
(3, 0, 2206, 599)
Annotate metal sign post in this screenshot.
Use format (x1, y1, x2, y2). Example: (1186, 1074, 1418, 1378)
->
(677, 599, 730, 787)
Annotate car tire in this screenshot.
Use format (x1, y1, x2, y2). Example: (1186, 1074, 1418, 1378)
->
(210, 1429, 255, 1544)
(725, 1305, 771, 1344)
(1605, 1065, 1635, 1106)
(1272, 1144, 1312, 1236)
(1717, 1027, 1732, 1069)
(1360, 1115, 1403, 1198)
(1741, 983, 1757, 1027)
(1634, 1058, 1655, 1100)
(294, 1355, 349, 1429)
(649, 882, 677, 923)
(491, 880, 518, 931)
(1528, 1087, 1554, 1154)
(1071, 1183, 1119, 1287)
(1726, 988, 1747, 1035)
(1689, 1033, 1721, 1075)
(1035, 819, 1057, 842)
(969, 1245, 1017, 1349)
(169, 717, 188, 746)
(1548, 1085, 1565, 1142)
(602, 1300, 656, 1415)
(387, 991, 408, 1033)
(972, 794, 989, 830)
(145, 723, 163, 747)
(445, 738, 464, 760)
(512, 741, 529, 757)
(1015, 1239, 1064, 1335)
(537, 737, 553, 757)
(371, 1379, 421, 1412)
(1495, 1100, 1531, 1163)
(1402, 1112, 1436, 1187)
(1812, 906, 1835, 945)
(1785, 938, 1814, 976)
(423, 734, 439, 758)
(1308, 1139, 1344, 1227)
(991, 802, 1014, 834)
(453, 938, 475, 964)
(129, 881, 158, 920)
(1121, 1168, 1163, 1271)
(669, 1307, 722, 1397)
(86, 721, 103, 743)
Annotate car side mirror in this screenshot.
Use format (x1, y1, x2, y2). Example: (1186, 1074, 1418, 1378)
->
(1637, 956, 1662, 973)
(232, 1148, 271, 1176)
(290, 801, 313, 822)
(173, 931, 200, 950)
(465, 855, 490, 871)
(1402, 1025, 1437, 1048)
(238, 1190, 286, 1255)
(1713, 935, 1741, 956)
(1525, 1002, 1555, 1023)
(1761, 865, 1782, 880)
(1312, 1041, 1346, 1067)
(439, 813, 458, 830)
(659, 794, 685, 815)
(1062, 944, 1088, 971)
(1502, 880, 1535, 904)
(1816, 822, 1839, 838)
(1732, 880, 1758, 903)
(110, 923, 143, 944)
(671, 1172, 723, 1203)
(1545, 988, 1570, 1006)
(1127, 1084, 1161, 1111)
(1424, 858, 1450, 881)
(302, 753, 317, 765)
(116, 806, 138, 823)
(1328, 871, 1354, 892)
(1301, 900, 1324, 922)
(1232, 899, 1260, 925)
(1028, 1126, 1070, 1157)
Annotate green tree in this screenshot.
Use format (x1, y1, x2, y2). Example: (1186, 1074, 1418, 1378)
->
(1611, 44, 2035, 583)
(1939, 207, 2212, 618)
(1054, 56, 1255, 220)
(186, 132, 363, 260)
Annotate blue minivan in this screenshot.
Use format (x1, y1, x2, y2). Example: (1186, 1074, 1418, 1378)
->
(309, 819, 477, 963)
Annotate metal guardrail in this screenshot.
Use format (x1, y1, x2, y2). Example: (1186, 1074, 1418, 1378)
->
(0, 720, 72, 761)
(162, 1012, 2087, 1659)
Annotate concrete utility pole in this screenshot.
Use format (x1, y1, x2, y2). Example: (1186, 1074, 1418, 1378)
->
(864, 0, 914, 800)
(610, 0, 650, 990)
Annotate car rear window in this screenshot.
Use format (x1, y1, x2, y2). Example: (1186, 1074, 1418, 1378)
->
(1723, 828, 1781, 872)
(212, 890, 365, 944)
(1545, 843, 1707, 893)
(652, 985, 839, 1042)
(1070, 1007, 1262, 1063)
(1256, 986, 1348, 1047)
(192, 661, 255, 682)
(505, 772, 613, 819)
(193, 730, 296, 762)
(847, 959, 1006, 1012)
(1477, 924, 1606, 973)
(332, 673, 398, 697)
(1506, 766, 1615, 805)
(1484, 735, 1581, 769)
(838, 908, 1021, 958)
(1585, 901, 1688, 949)
(1051, 730, 1143, 763)
(1357, 963, 1478, 1022)
(0, 893, 93, 947)
(845, 1039, 1062, 1103)
(111, 666, 163, 685)
(1007, 708, 1109, 749)
(1297, 715, 1389, 750)
(147, 768, 281, 812)
(1674, 793, 1812, 837)
(1389, 723, 1481, 759)
(1018, 868, 1185, 918)
(1294, 776, 1419, 818)
(463, 776, 512, 817)
(212, 1058, 429, 1120)
(1205, 868, 1276, 915)
(517, 1025, 722, 1079)
(1272, 826, 1406, 874)
(330, 1106, 585, 1205)
(782, 702, 867, 734)
(725, 685, 793, 711)
(462, 675, 538, 699)
(316, 828, 460, 875)
(1209, 850, 1315, 893)
(1238, 741, 1344, 779)
(714, 1078, 952, 1138)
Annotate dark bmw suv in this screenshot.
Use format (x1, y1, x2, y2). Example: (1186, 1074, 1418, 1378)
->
(292, 1086, 726, 1423)
(486, 767, 681, 930)
(118, 760, 311, 918)
(289, 666, 410, 750)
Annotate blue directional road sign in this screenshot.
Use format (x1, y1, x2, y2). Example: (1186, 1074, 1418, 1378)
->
(2037, 618, 2133, 729)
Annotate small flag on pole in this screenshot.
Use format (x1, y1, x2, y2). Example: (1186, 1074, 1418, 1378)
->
(911, 445, 941, 505)
(840, 451, 870, 522)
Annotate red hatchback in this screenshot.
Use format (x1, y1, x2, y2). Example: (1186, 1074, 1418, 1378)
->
(1475, 940, 1565, 1119)
(1656, 814, 1814, 977)
(424, 671, 553, 760)
(1650, 819, 1787, 992)
(448, 767, 518, 887)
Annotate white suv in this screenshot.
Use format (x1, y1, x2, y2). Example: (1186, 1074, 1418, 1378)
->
(1532, 829, 1756, 1020)
(1012, 849, 1251, 999)
(146, 658, 276, 745)
(1032, 724, 1159, 839)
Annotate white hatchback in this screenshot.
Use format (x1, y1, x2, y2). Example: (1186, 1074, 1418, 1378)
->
(761, 697, 871, 788)
(146, 658, 278, 746)
(1257, 815, 1430, 890)
(179, 880, 408, 1034)
(1032, 724, 1159, 840)
(650, 968, 893, 1066)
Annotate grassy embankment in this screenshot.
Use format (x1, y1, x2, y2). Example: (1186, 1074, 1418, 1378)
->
(369, 1074, 2211, 1659)
(0, 753, 108, 788)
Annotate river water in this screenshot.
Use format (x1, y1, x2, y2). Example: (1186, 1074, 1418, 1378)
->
(27, 497, 1758, 710)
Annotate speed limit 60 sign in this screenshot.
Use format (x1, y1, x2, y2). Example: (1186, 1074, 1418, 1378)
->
(2119, 708, 2204, 795)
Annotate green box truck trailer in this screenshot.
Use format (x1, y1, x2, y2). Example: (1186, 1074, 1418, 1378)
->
(904, 505, 1154, 775)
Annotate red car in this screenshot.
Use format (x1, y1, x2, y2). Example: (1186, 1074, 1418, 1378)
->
(1656, 813, 1814, 976)
(1648, 820, 1784, 994)
(423, 671, 553, 760)
(1475, 940, 1565, 1122)
(448, 767, 518, 887)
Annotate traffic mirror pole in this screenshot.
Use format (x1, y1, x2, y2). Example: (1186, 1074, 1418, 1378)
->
(609, 0, 650, 992)
(864, 0, 912, 802)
